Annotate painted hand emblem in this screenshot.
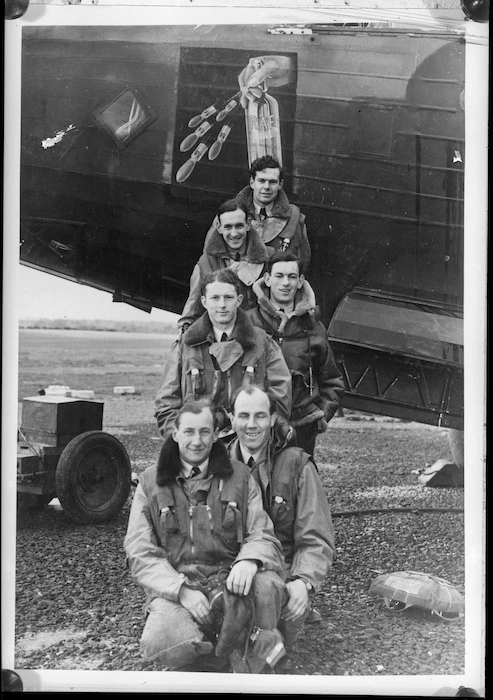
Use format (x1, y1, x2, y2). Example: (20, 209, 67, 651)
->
(176, 55, 294, 183)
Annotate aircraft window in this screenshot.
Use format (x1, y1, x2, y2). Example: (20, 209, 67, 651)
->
(93, 88, 157, 149)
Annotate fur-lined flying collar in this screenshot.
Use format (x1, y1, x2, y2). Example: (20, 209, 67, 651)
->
(252, 277, 319, 326)
(235, 185, 291, 220)
(183, 307, 258, 350)
(156, 435, 233, 486)
(203, 226, 269, 264)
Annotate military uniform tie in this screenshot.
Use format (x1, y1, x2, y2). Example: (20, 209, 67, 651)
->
(247, 456, 259, 480)
(259, 207, 267, 221)
(188, 466, 201, 479)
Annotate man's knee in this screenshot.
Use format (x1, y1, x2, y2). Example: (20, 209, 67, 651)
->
(140, 597, 213, 669)
(253, 569, 287, 601)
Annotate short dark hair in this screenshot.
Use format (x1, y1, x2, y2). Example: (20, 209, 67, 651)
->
(267, 250, 304, 276)
(217, 199, 249, 224)
(175, 399, 218, 430)
(201, 267, 242, 296)
(231, 384, 277, 416)
(249, 156, 284, 182)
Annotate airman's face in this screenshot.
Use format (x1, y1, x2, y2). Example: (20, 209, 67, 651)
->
(217, 209, 250, 254)
(265, 261, 304, 306)
(250, 167, 283, 207)
(201, 281, 243, 329)
(232, 389, 276, 453)
(172, 408, 217, 466)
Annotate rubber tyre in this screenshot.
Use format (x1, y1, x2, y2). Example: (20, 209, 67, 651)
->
(55, 431, 131, 524)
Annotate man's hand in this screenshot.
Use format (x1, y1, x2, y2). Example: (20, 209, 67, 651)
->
(281, 579, 310, 622)
(226, 560, 259, 596)
(178, 584, 212, 625)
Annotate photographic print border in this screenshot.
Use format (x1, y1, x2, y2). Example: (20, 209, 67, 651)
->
(2, 1, 487, 695)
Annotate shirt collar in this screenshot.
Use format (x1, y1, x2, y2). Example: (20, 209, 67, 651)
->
(271, 299, 295, 316)
(226, 246, 246, 261)
(254, 201, 274, 217)
(180, 458, 209, 479)
(239, 444, 267, 466)
(213, 323, 235, 342)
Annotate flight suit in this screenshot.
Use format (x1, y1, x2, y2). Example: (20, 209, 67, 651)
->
(124, 438, 286, 670)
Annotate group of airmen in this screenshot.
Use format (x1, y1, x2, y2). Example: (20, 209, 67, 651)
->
(124, 155, 346, 673)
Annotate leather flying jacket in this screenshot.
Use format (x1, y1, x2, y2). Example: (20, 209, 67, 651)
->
(235, 186, 311, 273)
(178, 225, 270, 330)
(227, 433, 334, 592)
(154, 308, 292, 439)
(124, 438, 285, 605)
(247, 279, 344, 427)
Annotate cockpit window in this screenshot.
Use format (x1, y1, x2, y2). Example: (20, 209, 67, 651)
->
(93, 88, 157, 149)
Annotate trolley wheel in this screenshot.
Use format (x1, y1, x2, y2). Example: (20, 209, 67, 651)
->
(55, 431, 131, 524)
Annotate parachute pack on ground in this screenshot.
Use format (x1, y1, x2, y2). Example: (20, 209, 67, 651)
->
(370, 570, 464, 621)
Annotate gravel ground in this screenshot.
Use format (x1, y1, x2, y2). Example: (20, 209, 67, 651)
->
(14, 396, 466, 680)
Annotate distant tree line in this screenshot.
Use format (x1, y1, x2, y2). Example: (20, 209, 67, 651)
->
(19, 318, 179, 335)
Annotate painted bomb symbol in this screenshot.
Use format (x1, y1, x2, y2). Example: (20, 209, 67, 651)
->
(176, 92, 241, 183)
(175, 55, 294, 183)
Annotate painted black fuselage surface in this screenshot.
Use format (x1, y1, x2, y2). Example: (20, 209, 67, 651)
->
(20, 25, 464, 427)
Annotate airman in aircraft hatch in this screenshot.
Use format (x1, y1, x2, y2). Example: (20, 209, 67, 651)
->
(179, 156, 311, 333)
(203, 155, 311, 273)
(178, 200, 270, 332)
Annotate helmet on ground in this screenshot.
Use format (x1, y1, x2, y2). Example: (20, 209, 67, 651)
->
(370, 570, 464, 621)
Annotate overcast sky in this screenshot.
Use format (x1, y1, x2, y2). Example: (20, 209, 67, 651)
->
(18, 266, 179, 323)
